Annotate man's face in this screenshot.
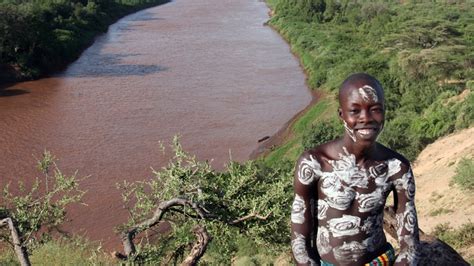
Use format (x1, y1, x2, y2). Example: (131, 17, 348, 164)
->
(339, 83, 385, 144)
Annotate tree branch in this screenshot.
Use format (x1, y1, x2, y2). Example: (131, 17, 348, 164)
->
(181, 225, 211, 266)
(0, 218, 31, 266)
(118, 198, 208, 258)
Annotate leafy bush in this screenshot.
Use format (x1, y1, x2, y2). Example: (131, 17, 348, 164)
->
(452, 158, 474, 191)
(117, 137, 294, 264)
(302, 118, 342, 150)
(0, 151, 85, 252)
(432, 222, 474, 250)
(455, 91, 474, 130)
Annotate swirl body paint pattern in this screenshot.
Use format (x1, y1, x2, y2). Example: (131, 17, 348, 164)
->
(317, 199, 329, 220)
(328, 148, 369, 188)
(327, 215, 361, 237)
(291, 74, 420, 265)
(291, 194, 306, 224)
(292, 232, 315, 265)
(358, 85, 378, 102)
(297, 155, 322, 185)
(291, 148, 420, 265)
(317, 226, 331, 255)
(356, 189, 384, 213)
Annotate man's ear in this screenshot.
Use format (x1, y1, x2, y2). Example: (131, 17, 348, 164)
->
(338, 108, 343, 119)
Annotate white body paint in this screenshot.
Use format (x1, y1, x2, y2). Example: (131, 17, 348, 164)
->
(329, 147, 369, 188)
(321, 175, 356, 210)
(343, 120, 356, 142)
(292, 232, 311, 264)
(394, 170, 420, 265)
(358, 85, 378, 102)
(291, 194, 306, 224)
(396, 235, 420, 265)
(297, 155, 322, 185)
(387, 159, 402, 178)
(363, 228, 385, 252)
(403, 202, 417, 234)
(356, 188, 384, 213)
(361, 213, 383, 233)
(317, 226, 331, 255)
(333, 241, 366, 263)
(327, 215, 361, 237)
(317, 199, 329, 220)
(292, 147, 419, 265)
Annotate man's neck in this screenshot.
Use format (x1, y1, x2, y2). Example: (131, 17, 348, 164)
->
(341, 135, 377, 165)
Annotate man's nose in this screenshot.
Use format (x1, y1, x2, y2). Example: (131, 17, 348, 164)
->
(358, 109, 374, 123)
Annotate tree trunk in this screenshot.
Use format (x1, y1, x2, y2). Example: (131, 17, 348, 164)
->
(181, 225, 211, 266)
(383, 206, 469, 266)
(0, 217, 31, 266)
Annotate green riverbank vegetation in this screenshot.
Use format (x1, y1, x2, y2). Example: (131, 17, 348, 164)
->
(0, 0, 169, 82)
(1, 0, 473, 264)
(265, 0, 473, 164)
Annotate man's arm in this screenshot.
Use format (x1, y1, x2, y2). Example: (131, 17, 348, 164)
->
(291, 153, 321, 265)
(393, 165, 420, 266)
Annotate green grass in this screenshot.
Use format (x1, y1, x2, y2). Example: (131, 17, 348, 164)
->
(429, 191, 443, 203)
(292, 99, 331, 134)
(452, 158, 474, 191)
(429, 207, 453, 217)
(265, 97, 337, 165)
(432, 222, 474, 250)
(0, 237, 113, 266)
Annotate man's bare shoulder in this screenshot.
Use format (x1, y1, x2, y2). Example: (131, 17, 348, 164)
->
(302, 138, 342, 162)
(375, 142, 411, 175)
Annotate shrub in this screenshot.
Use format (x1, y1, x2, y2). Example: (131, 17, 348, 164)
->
(302, 118, 342, 150)
(116, 138, 294, 264)
(452, 158, 474, 191)
(0, 151, 85, 253)
(432, 222, 474, 250)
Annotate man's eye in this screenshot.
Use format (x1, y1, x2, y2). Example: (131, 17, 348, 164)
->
(349, 109, 359, 114)
(371, 108, 382, 113)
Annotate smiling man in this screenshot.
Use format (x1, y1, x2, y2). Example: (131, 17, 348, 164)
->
(291, 73, 420, 265)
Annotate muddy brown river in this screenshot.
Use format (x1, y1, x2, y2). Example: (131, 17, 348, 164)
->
(0, 0, 310, 249)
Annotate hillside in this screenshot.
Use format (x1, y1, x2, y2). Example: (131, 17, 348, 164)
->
(413, 126, 474, 261)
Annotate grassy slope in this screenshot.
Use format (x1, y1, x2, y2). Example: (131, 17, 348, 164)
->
(262, 0, 473, 165)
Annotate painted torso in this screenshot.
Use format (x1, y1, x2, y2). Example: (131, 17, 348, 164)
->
(291, 145, 419, 265)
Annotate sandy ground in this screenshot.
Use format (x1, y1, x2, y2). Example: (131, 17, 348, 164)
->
(412, 126, 474, 259)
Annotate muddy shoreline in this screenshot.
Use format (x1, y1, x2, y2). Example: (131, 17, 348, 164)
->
(249, 88, 322, 160)
(250, 8, 323, 160)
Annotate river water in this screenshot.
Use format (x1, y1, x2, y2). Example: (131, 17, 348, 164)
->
(0, 0, 310, 248)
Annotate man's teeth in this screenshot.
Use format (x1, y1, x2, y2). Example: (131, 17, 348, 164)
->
(358, 129, 374, 135)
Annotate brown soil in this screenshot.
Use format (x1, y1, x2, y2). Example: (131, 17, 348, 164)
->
(412, 126, 474, 259)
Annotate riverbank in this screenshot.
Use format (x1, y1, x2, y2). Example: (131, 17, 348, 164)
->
(0, 0, 170, 84)
(250, 0, 328, 163)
